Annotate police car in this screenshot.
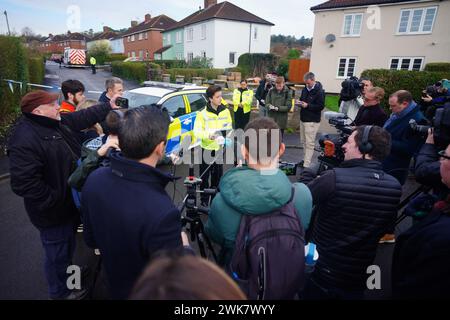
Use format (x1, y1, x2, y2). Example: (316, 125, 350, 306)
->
(123, 81, 209, 155)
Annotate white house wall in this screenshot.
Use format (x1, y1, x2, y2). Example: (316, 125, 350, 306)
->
(183, 20, 216, 64)
(110, 39, 124, 54)
(213, 19, 271, 69)
(310, 0, 450, 93)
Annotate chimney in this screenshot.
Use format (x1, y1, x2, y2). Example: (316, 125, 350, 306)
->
(103, 26, 112, 33)
(131, 20, 138, 27)
(145, 14, 151, 22)
(204, 0, 217, 9)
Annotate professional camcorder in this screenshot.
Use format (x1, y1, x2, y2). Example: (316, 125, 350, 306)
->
(316, 112, 354, 174)
(340, 76, 364, 102)
(410, 104, 450, 150)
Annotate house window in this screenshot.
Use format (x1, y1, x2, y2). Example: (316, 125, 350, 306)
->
(229, 52, 236, 64)
(138, 33, 143, 40)
(131, 34, 135, 42)
(337, 57, 357, 78)
(187, 28, 193, 41)
(139, 50, 144, 60)
(176, 31, 182, 43)
(397, 7, 437, 34)
(132, 51, 136, 58)
(128, 52, 131, 57)
(342, 13, 363, 36)
(201, 24, 206, 40)
(167, 33, 171, 44)
(145, 32, 148, 40)
(176, 52, 183, 60)
(200, 51, 206, 58)
(253, 26, 258, 40)
(390, 57, 423, 71)
(187, 52, 194, 62)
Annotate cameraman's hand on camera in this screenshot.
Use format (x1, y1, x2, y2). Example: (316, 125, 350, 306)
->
(97, 135, 120, 157)
(426, 128, 435, 145)
(109, 94, 122, 109)
(422, 94, 433, 103)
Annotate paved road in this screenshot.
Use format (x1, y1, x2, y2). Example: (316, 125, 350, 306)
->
(0, 63, 419, 299)
(43, 61, 141, 100)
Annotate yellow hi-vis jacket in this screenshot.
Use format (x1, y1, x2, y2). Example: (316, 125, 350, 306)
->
(90, 57, 97, 65)
(194, 104, 233, 151)
(232, 88, 254, 114)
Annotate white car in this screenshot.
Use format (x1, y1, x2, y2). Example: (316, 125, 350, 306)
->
(123, 81, 209, 154)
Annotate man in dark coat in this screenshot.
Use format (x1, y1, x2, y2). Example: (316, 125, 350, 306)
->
(392, 144, 450, 299)
(7, 90, 119, 299)
(81, 107, 183, 299)
(383, 90, 426, 185)
(298, 72, 325, 168)
(380, 90, 426, 243)
(299, 126, 402, 299)
(354, 87, 388, 127)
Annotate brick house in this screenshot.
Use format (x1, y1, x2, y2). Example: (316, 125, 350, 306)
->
(38, 31, 89, 54)
(122, 14, 177, 60)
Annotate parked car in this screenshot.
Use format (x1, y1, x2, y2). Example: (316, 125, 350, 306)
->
(123, 81, 210, 155)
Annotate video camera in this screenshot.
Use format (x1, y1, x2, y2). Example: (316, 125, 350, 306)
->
(410, 104, 450, 150)
(316, 112, 354, 173)
(340, 76, 364, 102)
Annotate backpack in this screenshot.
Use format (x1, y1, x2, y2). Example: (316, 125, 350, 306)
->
(229, 188, 305, 300)
(340, 76, 362, 102)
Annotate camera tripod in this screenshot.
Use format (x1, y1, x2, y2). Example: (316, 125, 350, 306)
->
(178, 165, 218, 262)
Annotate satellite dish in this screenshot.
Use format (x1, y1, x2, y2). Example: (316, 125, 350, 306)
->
(325, 34, 336, 43)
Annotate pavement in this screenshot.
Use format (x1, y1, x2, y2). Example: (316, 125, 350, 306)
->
(0, 63, 419, 299)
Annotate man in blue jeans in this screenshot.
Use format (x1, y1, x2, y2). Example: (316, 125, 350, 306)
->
(8, 90, 120, 299)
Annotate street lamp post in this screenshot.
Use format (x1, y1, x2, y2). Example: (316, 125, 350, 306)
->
(4, 10, 11, 36)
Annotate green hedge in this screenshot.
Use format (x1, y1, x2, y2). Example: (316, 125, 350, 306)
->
(153, 60, 188, 69)
(165, 68, 224, 83)
(0, 36, 29, 122)
(424, 62, 450, 73)
(106, 54, 127, 63)
(361, 69, 450, 110)
(111, 61, 148, 83)
(238, 53, 279, 79)
(28, 57, 45, 85)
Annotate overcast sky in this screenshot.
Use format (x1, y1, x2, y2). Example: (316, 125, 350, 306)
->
(0, 0, 325, 38)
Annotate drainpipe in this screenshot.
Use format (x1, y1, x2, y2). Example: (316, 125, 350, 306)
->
(248, 23, 252, 53)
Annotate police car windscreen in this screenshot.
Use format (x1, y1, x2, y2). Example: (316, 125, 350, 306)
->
(124, 92, 160, 109)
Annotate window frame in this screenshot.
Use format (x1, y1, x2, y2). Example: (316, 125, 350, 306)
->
(396, 6, 437, 35)
(341, 13, 363, 37)
(176, 31, 182, 43)
(201, 24, 207, 40)
(389, 57, 424, 71)
(187, 52, 194, 63)
(187, 27, 194, 42)
(336, 57, 357, 79)
(229, 52, 236, 65)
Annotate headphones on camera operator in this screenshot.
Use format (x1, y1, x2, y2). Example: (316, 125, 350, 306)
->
(359, 125, 373, 157)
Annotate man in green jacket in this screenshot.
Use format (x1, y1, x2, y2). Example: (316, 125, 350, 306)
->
(205, 117, 312, 266)
(265, 76, 293, 138)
